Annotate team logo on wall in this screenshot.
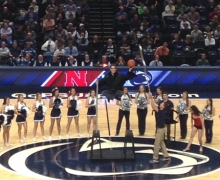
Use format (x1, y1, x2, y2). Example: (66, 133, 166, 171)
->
(126, 71, 153, 86)
(0, 137, 219, 179)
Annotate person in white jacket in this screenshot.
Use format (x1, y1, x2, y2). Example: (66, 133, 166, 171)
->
(41, 38, 56, 56)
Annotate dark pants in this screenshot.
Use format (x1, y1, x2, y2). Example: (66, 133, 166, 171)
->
(101, 90, 123, 100)
(116, 109, 130, 134)
(137, 108, 148, 135)
(179, 114, 188, 139)
(204, 120, 213, 143)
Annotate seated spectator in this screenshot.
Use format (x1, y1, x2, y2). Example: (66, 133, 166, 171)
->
(203, 26, 213, 38)
(171, 34, 183, 51)
(182, 35, 193, 51)
(154, 42, 170, 56)
(81, 0, 89, 14)
(139, 19, 150, 34)
(65, 6, 75, 20)
(65, 0, 77, 12)
(205, 33, 215, 47)
(0, 34, 10, 47)
(65, 32, 75, 46)
(214, 25, 220, 39)
(47, 55, 62, 66)
(130, 31, 139, 51)
(210, 15, 220, 30)
(175, 0, 187, 14)
(180, 17, 191, 29)
(89, 35, 102, 64)
(149, 55, 163, 66)
(24, 7, 39, 27)
(77, 32, 89, 52)
(0, 22, 12, 44)
(128, 7, 137, 21)
(46, 0, 58, 13)
(97, 55, 111, 67)
(130, 14, 140, 32)
(78, 16, 89, 31)
(103, 39, 117, 63)
(66, 23, 77, 38)
(162, 1, 175, 20)
(117, 15, 130, 36)
(138, 2, 147, 15)
(194, 31, 205, 45)
(29, 0, 39, 13)
(54, 45, 65, 56)
(0, 7, 13, 26)
(3, 0, 17, 13)
(0, 41, 9, 64)
(9, 41, 22, 66)
(33, 55, 47, 66)
(65, 55, 77, 66)
(127, 0, 137, 10)
(75, 7, 85, 22)
(24, 33, 36, 48)
(196, 53, 210, 66)
(55, 24, 67, 39)
(139, 8, 150, 21)
(217, 1, 220, 12)
(55, 34, 65, 49)
(22, 42, 37, 60)
(142, 33, 154, 52)
(206, 0, 215, 14)
(20, 54, 34, 66)
(177, 11, 187, 22)
(41, 37, 56, 56)
(14, 25, 25, 42)
(115, 56, 126, 66)
(77, 24, 88, 39)
(56, 14, 65, 26)
(153, 33, 163, 48)
(134, 53, 143, 66)
(64, 41, 78, 57)
(45, 7, 56, 20)
(187, 7, 200, 25)
(179, 23, 191, 39)
(81, 54, 93, 66)
(25, 25, 36, 39)
(115, 7, 127, 20)
(56, 5, 65, 18)
(209, 8, 220, 22)
(119, 36, 131, 55)
(43, 14, 55, 40)
(191, 25, 202, 41)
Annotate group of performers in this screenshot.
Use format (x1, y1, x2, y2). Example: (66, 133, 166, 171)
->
(0, 64, 216, 164)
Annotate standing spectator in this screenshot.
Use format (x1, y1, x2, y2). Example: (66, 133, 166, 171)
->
(24, 7, 39, 26)
(65, 55, 77, 66)
(33, 55, 47, 66)
(187, 7, 200, 25)
(162, 1, 175, 20)
(81, 54, 93, 66)
(154, 42, 170, 56)
(41, 38, 56, 56)
(0, 7, 13, 26)
(196, 53, 210, 66)
(0, 41, 9, 64)
(205, 33, 215, 47)
(89, 35, 102, 64)
(9, 41, 22, 66)
(64, 41, 78, 57)
(103, 39, 117, 63)
(81, 0, 89, 14)
(149, 55, 163, 66)
(191, 25, 202, 41)
(0, 23, 12, 44)
(43, 14, 55, 40)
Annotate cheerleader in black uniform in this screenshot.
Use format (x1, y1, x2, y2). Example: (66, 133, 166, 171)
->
(66, 88, 82, 138)
(15, 94, 29, 143)
(154, 86, 163, 132)
(86, 90, 97, 137)
(49, 88, 63, 141)
(32, 93, 47, 142)
(0, 114, 7, 150)
(202, 98, 215, 143)
(1, 97, 15, 146)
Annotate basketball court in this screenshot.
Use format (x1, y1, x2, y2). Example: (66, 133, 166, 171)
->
(0, 97, 220, 180)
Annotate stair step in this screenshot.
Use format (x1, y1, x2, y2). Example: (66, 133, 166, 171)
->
(90, 27, 102, 30)
(103, 19, 114, 22)
(89, 11, 102, 14)
(103, 27, 114, 30)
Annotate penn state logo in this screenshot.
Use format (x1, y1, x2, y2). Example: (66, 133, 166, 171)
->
(128, 71, 153, 86)
(0, 137, 219, 180)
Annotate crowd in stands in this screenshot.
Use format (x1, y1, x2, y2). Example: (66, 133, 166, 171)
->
(0, 0, 220, 67)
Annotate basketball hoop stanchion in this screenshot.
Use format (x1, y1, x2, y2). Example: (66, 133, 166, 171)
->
(95, 80, 99, 130)
(139, 44, 151, 92)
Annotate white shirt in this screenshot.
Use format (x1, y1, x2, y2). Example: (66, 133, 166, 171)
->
(41, 40, 56, 52)
(54, 49, 65, 56)
(205, 38, 215, 46)
(180, 21, 191, 29)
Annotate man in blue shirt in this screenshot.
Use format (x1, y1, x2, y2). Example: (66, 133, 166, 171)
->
(64, 41, 78, 57)
(22, 42, 37, 59)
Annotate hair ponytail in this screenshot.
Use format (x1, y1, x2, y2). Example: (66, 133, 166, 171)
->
(183, 91, 189, 107)
(3, 97, 8, 105)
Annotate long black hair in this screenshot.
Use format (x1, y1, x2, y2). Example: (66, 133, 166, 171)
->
(3, 96, 10, 105)
(155, 86, 163, 99)
(191, 105, 201, 116)
(206, 98, 213, 114)
(123, 87, 131, 100)
(52, 87, 59, 96)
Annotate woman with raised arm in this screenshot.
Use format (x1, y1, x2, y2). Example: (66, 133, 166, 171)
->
(115, 87, 132, 136)
(183, 105, 204, 152)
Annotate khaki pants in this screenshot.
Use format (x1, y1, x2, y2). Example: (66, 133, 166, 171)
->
(153, 127, 169, 160)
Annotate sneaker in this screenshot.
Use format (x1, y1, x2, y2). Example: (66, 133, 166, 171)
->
(149, 159, 159, 163)
(66, 134, 70, 139)
(48, 136, 52, 141)
(58, 135, 62, 140)
(23, 137, 27, 143)
(20, 139, 24, 143)
(33, 137, 37, 142)
(78, 133, 82, 138)
(161, 157, 171, 161)
(4, 143, 8, 147)
(43, 136, 47, 141)
(7, 143, 11, 147)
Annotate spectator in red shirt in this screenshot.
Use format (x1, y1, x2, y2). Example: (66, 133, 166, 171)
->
(209, 8, 220, 22)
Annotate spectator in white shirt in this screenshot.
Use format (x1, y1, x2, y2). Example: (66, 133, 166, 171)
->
(0, 41, 9, 57)
(162, 1, 175, 20)
(180, 17, 191, 29)
(205, 33, 215, 47)
(29, 0, 39, 13)
(41, 38, 56, 56)
(54, 46, 65, 56)
(0, 22, 12, 44)
(149, 55, 163, 66)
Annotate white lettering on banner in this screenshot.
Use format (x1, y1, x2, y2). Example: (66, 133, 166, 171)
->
(11, 93, 200, 99)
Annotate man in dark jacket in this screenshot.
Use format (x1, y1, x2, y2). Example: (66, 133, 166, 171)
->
(96, 64, 136, 102)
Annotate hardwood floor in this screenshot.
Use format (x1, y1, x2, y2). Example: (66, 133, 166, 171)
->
(0, 98, 220, 180)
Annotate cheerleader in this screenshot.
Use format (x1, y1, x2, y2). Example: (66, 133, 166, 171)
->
(66, 88, 82, 138)
(49, 88, 63, 140)
(183, 105, 204, 152)
(32, 93, 47, 142)
(1, 97, 15, 146)
(115, 87, 132, 136)
(153, 86, 163, 132)
(202, 98, 215, 143)
(86, 90, 97, 137)
(15, 94, 28, 143)
(0, 114, 7, 149)
(135, 85, 150, 136)
(177, 91, 191, 139)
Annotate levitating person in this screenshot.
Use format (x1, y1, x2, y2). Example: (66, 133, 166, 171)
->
(115, 87, 132, 136)
(96, 64, 136, 102)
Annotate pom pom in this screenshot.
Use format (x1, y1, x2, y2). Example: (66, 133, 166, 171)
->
(76, 100, 82, 111)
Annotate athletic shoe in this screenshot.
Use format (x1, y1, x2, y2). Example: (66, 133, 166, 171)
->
(161, 157, 171, 161)
(78, 133, 82, 138)
(43, 136, 47, 141)
(66, 134, 70, 139)
(6, 143, 11, 147)
(4, 143, 8, 147)
(23, 137, 27, 143)
(149, 159, 159, 163)
(20, 139, 24, 143)
(33, 137, 37, 142)
(58, 135, 62, 140)
(48, 136, 52, 141)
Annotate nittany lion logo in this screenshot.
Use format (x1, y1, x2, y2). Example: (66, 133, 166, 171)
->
(128, 71, 153, 86)
(0, 137, 219, 180)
